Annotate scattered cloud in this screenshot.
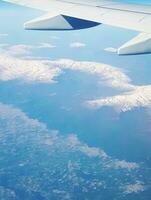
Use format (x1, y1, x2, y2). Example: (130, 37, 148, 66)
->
(104, 47, 117, 53)
(66, 135, 107, 159)
(113, 160, 139, 170)
(122, 181, 145, 194)
(0, 102, 139, 171)
(0, 102, 141, 171)
(50, 35, 60, 40)
(38, 43, 56, 49)
(5, 44, 33, 56)
(0, 102, 47, 132)
(70, 42, 86, 48)
(0, 43, 56, 56)
(0, 102, 149, 198)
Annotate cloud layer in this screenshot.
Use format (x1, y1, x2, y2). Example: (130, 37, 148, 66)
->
(0, 102, 149, 199)
(49, 59, 151, 112)
(0, 42, 151, 112)
(87, 85, 151, 112)
(47, 59, 134, 90)
(0, 41, 150, 196)
(0, 53, 61, 83)
(0, 49, 133, 90)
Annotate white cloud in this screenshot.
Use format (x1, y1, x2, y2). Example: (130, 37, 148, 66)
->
(1, 43, 151, 113)
(52, 189, 70, 199)
(65, 135, 140, 171)
(47, 59, 134, 90)
(0, 53, 132, 87)
(50, 35, 60, 40)
(0, 102, 48, 136)
(122, 181, 145, 194)
(70, 42, 86, 48)
(104, 47, 117, 53)
(87, 85, 151, 112)
(44, 59, 151, 112)
(0, 45, 134, 90)
(66, 135, 108, 159)
(38, 43, 56, 49)
(113, 160, 139, 170)
(0, 43, 56, 56)
(5, 44, 33, 56)
(45, 58, 151, 114)
(0, 53, 61, 83)
(48, 57, 149, 113)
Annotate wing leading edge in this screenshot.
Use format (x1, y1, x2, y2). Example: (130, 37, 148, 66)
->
(2, 0, 151, 55)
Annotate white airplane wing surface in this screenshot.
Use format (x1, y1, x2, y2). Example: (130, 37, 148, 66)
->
(2, 0, 151, 55)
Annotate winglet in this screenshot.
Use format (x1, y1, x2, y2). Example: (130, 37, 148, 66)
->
(118, 33, 151, 55)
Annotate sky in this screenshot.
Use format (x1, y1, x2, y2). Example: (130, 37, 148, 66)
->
(0, 0, 151, 200)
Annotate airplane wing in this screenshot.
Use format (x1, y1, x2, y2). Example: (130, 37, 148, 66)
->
(2, 0, 151, 55)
